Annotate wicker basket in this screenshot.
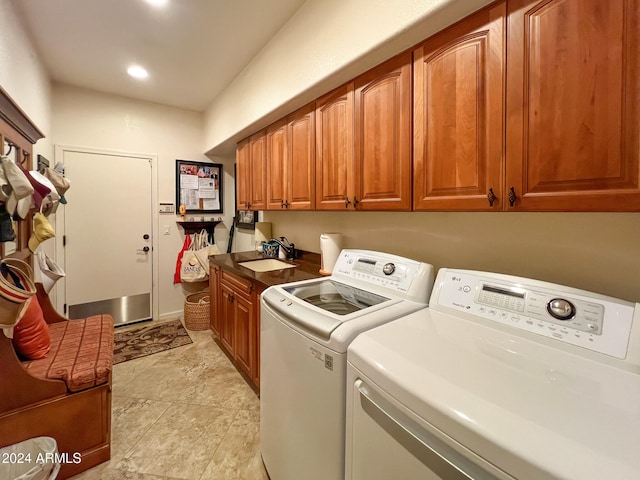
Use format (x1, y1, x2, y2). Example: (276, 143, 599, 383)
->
(184, 291, 210, 331)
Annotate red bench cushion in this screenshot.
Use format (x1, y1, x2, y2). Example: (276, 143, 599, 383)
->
(22, 315, 114, 392)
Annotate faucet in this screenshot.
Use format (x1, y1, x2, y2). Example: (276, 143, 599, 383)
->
(271, 236, 297, 260)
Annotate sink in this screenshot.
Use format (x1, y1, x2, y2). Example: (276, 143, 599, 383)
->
(238, 258, 296, 272)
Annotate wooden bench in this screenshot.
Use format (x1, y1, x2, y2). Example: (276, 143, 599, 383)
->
(0, 284, 114, 479)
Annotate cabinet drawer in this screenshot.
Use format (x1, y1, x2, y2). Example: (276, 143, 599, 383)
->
(220, 270, 253, 297)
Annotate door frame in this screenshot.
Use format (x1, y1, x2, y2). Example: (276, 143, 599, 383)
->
(53, 144, 159, 322)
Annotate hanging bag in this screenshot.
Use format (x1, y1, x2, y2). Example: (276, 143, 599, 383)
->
(174, 234, 193, 284)
(180, 232, 209, 283)
(194, 229, 220, 268)
(36, 251, 66, 294)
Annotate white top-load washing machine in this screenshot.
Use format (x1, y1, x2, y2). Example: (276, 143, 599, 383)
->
(260, 249, 435, 480)
(346, 268, 640, 480)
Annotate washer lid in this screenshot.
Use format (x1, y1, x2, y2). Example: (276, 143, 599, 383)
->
(348, 309, 640, 480)
(263, 278, 395, 341)
(283, 279, 389, 316)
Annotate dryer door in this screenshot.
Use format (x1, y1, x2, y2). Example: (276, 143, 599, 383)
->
(346, 375, 513, 480)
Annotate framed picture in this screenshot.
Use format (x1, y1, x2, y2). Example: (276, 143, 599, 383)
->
(175, 160, 223, 213)
(236, 210, 258, 230)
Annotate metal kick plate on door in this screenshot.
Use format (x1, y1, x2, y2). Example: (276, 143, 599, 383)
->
(69, 293, 151, 326)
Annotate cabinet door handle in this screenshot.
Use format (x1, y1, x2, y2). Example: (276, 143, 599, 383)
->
(284, 200, 290, 208)
(228, 294, 234, 303)
(345, 197, 351, 208)
(508, 187, 517, 207)
(281, 200, 285, 208)
(246, 202, 251, 209)
(353, 196, 359, 208)
(487, 188, 497, 207)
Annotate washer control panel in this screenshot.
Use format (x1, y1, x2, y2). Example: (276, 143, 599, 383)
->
(332, 250, 429, 295)
(435, 269, 635, 359)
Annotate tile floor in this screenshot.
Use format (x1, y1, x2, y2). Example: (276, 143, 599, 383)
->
(71, 319, 268, 480)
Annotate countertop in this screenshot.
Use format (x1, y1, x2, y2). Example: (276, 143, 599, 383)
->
(209, 250, 324, 288)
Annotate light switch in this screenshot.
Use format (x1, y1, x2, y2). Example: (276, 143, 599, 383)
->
(163, 225, 170, 235)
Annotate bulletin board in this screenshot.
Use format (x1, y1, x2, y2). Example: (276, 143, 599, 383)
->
(175, 160, 223, 213)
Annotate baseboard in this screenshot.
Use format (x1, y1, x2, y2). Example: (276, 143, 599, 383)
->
(158, 310, 183, 321)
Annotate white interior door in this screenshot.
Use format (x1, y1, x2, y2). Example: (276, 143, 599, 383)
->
(62, 150, 153, 325)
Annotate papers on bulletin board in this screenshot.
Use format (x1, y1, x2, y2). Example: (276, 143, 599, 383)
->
(180, 173, 199, 190)
(198, 178, 217, 198)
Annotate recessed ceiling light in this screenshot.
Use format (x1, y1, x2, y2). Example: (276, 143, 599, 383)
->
(144, 0, 169, 7)
(127, 65, 149, 79)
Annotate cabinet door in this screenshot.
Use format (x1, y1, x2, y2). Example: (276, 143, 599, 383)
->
(506, 0, 640, 211)
(354, 52, 412, 210)
(287, 103, 316, 210)
(235, 139, 251, 210)
(209, 265, 220, 336)
(219, 283, 235, 353)
(315, 83, 354, 210)
(266, 119, 288, 210)
(233, 293, 254, 379)
(413, 3, 505, 210)
(249, 131, 267, 211)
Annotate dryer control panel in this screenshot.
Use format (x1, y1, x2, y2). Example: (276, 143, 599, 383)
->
(434, 269, 635, 359)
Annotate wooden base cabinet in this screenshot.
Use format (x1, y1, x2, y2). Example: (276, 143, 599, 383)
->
(209, 265, 221, 336)
(209, 266, 262, 391)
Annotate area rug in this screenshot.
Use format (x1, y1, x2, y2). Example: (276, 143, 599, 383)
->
(113, 320, 193, 364)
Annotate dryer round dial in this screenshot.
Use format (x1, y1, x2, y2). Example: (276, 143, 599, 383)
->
(382, 263, 396, 275)
(546, 298, 576, 320)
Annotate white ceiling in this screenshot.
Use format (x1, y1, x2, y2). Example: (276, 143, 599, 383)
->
(13, 0, 308, 112)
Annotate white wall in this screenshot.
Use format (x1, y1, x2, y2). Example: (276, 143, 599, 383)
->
(203, 0, 494, 154)
(0, 0, 57, 287)
(52, 83, 218, 318)
(0, 0, 52, 158)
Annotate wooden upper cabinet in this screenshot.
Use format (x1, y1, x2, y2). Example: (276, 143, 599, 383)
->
(315, 83, 354, 210)
(248, 130, 267, 210)
(354, 52, 412, 210)
(236, 138, 251, 210)
(506, 0, 640, 211)
(266, 119, 288, 210)
(266, 105, 315, 210)
(287, 104, 315, 210)
(413, 2, 505, 211)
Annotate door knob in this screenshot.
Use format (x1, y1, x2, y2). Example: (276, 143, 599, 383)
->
(143, 234, 150, 240)
(137, 246, 150, 254)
